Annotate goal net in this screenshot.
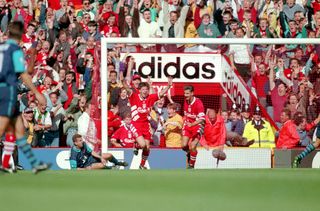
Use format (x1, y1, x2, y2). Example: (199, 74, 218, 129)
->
(97, 37, 320, 167)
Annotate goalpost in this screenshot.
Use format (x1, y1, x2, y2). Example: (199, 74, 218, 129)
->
(101, 38, 320, 154)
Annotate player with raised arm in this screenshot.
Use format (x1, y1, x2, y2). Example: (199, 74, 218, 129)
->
(123, 76, 173, 169)
(0, 21, 51, 174)
(182, 85, 205, 169)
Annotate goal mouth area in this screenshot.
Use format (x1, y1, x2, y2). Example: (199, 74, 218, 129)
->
(100, 38, 320, 153)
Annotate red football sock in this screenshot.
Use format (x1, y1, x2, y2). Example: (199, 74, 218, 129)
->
(189, 150, 198, 167)
(140, 149, 150, 167)
(2, 134, 16, 169)
(159, 135, 166, 148)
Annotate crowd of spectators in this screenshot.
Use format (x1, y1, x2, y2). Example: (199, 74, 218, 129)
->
(0, 0, 319, 150)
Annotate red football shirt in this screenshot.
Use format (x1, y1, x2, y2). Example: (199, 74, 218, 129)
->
(108, 111, 121, 137)
(183, 97, 205, 123)
(22, 34, 34, 46)
(283, 68, 305, 81)
(313, 2, 320, 13)
(129, 92, 159, 123)
(253, 73, 269, 98)
(112, 123, 139, 147)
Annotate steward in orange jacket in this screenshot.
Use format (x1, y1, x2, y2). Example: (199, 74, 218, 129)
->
(200, 109, 226, 148)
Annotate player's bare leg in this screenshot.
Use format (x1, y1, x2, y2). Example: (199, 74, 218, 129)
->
(140, 139, 150, 169)
(182, 136, 190, 166)
(136, 136, 149, 169)
(188, 138, 199, 169)
(0, 116, 10, 136)
(87, 163, 106, 170)
(15, 116, 51, 174)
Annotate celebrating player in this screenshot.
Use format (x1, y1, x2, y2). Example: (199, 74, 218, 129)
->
(123, 77, 173, 169)
(110, 112, 140, 148)
(182, 85, 205, 169)
(0, 21, 51, 173)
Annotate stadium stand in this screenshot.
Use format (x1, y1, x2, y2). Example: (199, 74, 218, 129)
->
(1, 0, 320, 169)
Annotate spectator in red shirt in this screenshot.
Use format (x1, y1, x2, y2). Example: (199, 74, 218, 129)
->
(283, 58, 305, 81)
(22, 23, 35, 50)
(252, 62, 269, 108)
(63, 71, 78, 109)
(79, 13, 91, 32)
(107, 105, 121, 138)
(235, 0, 258, 24)
(98, 0, 119, 31)
(101, 13, 120, 37)
(312, 0, 320, 13)
(36, 40, 50, 66)
(11, 0, 33, 28)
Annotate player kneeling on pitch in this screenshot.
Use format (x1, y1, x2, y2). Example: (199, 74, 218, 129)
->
(70, 134, 128, 170)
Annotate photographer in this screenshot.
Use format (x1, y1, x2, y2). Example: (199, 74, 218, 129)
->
(22, 107, 36, 146)
(33, 100, 52, 147)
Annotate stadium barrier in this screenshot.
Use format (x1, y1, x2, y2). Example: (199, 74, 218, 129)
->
(18, 148, 273, 170)
(274, 149, 320, 168)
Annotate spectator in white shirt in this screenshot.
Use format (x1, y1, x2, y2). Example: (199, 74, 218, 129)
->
(229, 27, 252, 82)
(138, 9, 162, 52)
(44, 92, 65, 147)
(77, 103, 98, 150)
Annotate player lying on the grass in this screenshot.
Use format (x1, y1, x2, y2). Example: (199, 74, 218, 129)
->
(70, 134, 128, 170)
(293, 123, 320, 168)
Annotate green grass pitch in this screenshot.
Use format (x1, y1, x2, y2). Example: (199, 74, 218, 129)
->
(1, 169, 319, 211)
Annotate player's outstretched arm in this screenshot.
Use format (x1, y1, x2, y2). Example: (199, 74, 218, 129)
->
(20, 72, 46, 106)
(159, 77, 173, 98)
(26, 46, 37, 75)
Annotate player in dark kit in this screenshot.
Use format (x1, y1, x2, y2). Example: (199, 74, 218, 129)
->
(293, 123, 320, 168)
(0, 21, 51, 174)
(70, 134, 128, 170)
(182, 85, 205, 169)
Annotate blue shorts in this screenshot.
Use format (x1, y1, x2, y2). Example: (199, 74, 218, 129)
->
(0, 86, 18, 118)
(83, 156, 101, 168)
